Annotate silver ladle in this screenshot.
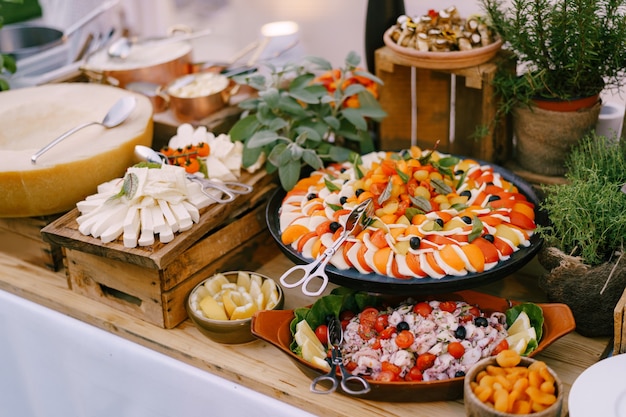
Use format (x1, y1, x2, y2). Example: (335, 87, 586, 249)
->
(31, 96, 136, 164)
(107, 28, 212, 60)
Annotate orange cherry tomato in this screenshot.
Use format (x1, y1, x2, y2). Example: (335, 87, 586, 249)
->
(395, 330, 415, 349)
(447, 341, 465, 359)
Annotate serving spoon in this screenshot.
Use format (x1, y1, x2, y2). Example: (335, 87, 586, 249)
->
(107, 28, 212, 60)
(31, 96, 136, 164)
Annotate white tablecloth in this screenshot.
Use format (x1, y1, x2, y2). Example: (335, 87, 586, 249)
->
(0, 289, 316, 417)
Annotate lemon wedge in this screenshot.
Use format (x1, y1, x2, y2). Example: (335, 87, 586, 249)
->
(508, 311, 532, 335)
(506, 327, 537, 354)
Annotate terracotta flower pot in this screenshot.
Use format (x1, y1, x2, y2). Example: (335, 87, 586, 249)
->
(513, 100, 602, 176)
(532, 94, 600, 112)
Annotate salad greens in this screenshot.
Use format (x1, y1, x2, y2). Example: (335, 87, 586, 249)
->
(506, 302, 545, 355)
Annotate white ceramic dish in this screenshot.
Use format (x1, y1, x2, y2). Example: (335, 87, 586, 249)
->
(569, 353, 626, 417)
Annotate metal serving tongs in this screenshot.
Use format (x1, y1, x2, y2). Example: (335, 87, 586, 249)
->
(310, 316, 371, 395)
(279, 198, 373, 297)
(133, 145, 253, 204)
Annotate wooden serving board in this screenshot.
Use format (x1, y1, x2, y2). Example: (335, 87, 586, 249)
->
(40, 169, 276, 271)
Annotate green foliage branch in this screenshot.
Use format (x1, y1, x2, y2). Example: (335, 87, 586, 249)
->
(228, 51, 386, 191)
(481, 0, 626, 112)
(538, 135, 626, 266)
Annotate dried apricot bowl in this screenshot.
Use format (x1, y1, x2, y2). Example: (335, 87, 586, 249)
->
(186, 271, 284, 344)
(464, 354, 563, 417)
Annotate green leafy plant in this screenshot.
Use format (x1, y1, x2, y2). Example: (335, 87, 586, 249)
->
(481, 0, 626, 111)
(538, 134, 626, 266)
(0, 0, 19, 90)
(228, 51, 387, 191)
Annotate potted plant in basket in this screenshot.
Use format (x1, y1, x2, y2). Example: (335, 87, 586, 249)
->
(480, 0, 626, 176)
(536, 134, 626, 337)
(228, 51, 387, 191)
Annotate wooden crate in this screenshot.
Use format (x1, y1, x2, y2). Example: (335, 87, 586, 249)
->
(41, 171, 278, 328)
(615, 287, 626, 354)
(375, 46, 513, 164)
(0, 215, 64, 271)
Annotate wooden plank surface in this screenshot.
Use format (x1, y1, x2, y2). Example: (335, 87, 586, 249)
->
(0, 247, 611, 417)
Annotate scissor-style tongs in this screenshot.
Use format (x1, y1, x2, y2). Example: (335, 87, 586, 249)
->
(279, 198, 373, 297)
(133, 145, 253, 204)
(310, 316, 371, 395)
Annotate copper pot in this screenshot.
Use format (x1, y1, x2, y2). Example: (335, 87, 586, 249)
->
(82, 40, 193, 88)
(164, 72, 238, 122)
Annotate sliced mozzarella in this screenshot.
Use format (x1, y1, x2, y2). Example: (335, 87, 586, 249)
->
(346, 241, 370, 275)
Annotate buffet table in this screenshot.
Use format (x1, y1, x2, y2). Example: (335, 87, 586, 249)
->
(0, 242, 611, 417)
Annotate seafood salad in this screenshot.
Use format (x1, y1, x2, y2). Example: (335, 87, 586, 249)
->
(341, 300, 509, 382)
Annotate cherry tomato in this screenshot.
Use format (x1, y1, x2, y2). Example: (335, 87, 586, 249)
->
(344, 361, 358, 372)
(416, 353, 437, 371)
(439, 301, 457, 313)
(381, 361, 402, 377)
(371, 338, 382, 350)
(413, 302, 433, 317)
(379, 326, 397, 340)
(315, 324, 328, 345)
(374, 370, 398, 382)
(468, 305, 481, 317)
(395, 330, 415, 349)
(358, 307, 379, 340)
(447, 341, 465, 359)
(405, 366, 424, 381)
(491, 339, 509, 356)
(374, 314, 389, 333)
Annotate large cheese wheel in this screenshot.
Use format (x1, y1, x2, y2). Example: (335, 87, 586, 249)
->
(0, 83, 154, 217)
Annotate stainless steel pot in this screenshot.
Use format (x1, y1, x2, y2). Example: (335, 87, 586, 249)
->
(0, 0, 116, 59)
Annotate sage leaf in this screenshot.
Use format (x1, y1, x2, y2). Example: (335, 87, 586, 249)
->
(247, 130, 280, 148)
(410, 195, 432, 212)
(324, 178, 341, 192)
(378, 179, 393, 205)
(431, 178, 452, 195)
(395, 167, 410, 183)
(327, 203, 343, 211)
(468, 217, 484, 242)
(278, 159, 301, 191)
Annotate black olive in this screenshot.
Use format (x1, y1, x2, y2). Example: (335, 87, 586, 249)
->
(355, 188, 365, 197)
(454, 326, 466, 339)
(460, 190, 472, 198)
(488, 195, 501, 202)
(454, 169, 465, 175)
(483, 234, 495, 243)
(340, 196, 348, 205)
(461, 216, 472, 224)
(329, 221, 342, 233)
(474, 316, 489, 327)
(454, 371, 466, 377)
(307, 193, 317, 200)
(435, 218, 444, 227)
(340, 167, 347, 173)
(409, 236, 421, 250)
(397, 321, 410, 331)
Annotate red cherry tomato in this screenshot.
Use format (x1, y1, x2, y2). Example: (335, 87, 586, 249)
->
(344, 361, 358, 372)
(439, 301, 457, 313)
(447, 341, 465, 359)
(379, 326, 397, 340)
(405, 366, 424, 381)
(491, 339, 509, 356)
(468, 305, 481, 317)
(381, 361, 402, 377)
(416, 353, 437, 371)
(374, 370, 398, 382)
(315, 324, 328, 345)
(358, 307, 379, 340)
(413, 302, 433, 317)
(371, 338, 382, 350)
(374, 314, 389, 333)
(395, 330, 415, 349)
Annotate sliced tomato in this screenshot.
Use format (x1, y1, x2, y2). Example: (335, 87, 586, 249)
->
(439, 301, 457, 313)
(379, 326, 397, 340)
(405, 366, 424, 381)
(491, 339, 509, 356)
(358, 307, 379, 340)
(315, 220, 332, 236)
(472, 237, 500, 264)
(370, 229, 388, 249)
(374, 314, 389, 333)
(509, 211, 536, 230)
(381, 361, 402, 377)
(413, 301, 433, 317)
(447, 341, 465, 359)
(395, 330, 415, 349)
(416, 353, 437, 371)
(375, 370, 398, 382)
(493, 235, 515, 257)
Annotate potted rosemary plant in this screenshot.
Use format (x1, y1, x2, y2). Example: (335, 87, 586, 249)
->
(228, 51, 386, 191)
(480, 0, 626, 176)
(537, 134, 626, 337)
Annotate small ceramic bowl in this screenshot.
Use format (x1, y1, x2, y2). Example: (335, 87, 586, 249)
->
(186, 271, 284, 344)
(464, 356, 563, 417)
